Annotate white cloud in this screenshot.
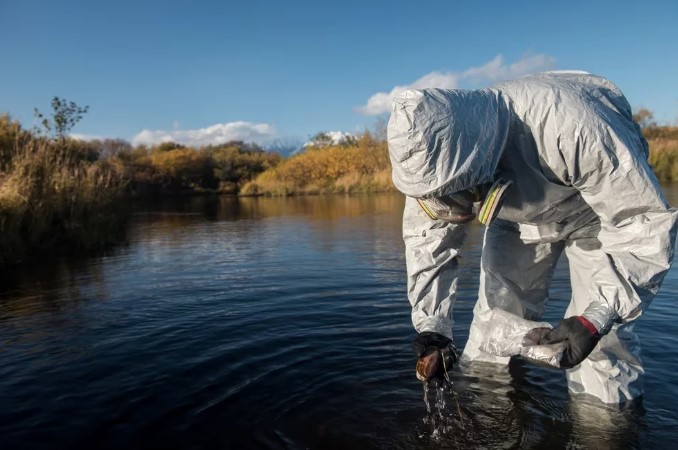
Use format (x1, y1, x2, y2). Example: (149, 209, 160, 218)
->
(357, 71, 460, 116)
(70, 133, 105, 141)
(461, 54, 506, 82)
(409, 71, 462, 90)
(131, 121, 278, 147)
(357, 53, 556, 116)
(462, 54, 556, 83)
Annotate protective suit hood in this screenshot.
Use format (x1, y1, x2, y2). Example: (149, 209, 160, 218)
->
(388, 88, 510, 198)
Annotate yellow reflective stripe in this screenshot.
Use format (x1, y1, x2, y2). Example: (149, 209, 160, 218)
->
(416, 199, 439, 220)
(479, 186, 502, 224)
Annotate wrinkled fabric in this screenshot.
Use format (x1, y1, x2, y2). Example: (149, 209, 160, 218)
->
(390, 71, 678, 403)
(403, 196, 462, 339)
(478, 307, 566, 368)
(389, 88, 510, 198)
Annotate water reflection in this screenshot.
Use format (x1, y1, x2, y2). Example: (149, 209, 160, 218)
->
(132, 194, 406, 221)
(566, 399, 647, 449)
(127, 195, 407, 263)
(0, 255, 114, 360)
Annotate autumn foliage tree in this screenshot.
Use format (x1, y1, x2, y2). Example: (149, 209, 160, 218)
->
(108, 141, 282, 194)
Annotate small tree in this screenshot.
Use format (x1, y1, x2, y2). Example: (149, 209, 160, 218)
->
(34, 96, 89, 140)
(633, 108, 656, 129)
(371, 116, 388, 142)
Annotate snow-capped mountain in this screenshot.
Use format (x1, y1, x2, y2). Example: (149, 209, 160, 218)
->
(303, 131, 357, 148)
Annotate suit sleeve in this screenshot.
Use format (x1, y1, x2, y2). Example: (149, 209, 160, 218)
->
(402, 196, 467, 339)
(562, 116, 678, 327)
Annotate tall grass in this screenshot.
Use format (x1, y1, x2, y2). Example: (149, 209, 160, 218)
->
(648, 137, 678, 182)
(0, 116, 127, 264)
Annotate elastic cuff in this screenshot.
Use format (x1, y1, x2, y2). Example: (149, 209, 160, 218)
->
(415, 315, 453, 340)
(582, 300, 618, 335)
(576, 316, 600, 337)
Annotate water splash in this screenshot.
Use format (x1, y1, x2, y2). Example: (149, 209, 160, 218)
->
(423, 380, 431, 413)
(420, 383, 456, 440)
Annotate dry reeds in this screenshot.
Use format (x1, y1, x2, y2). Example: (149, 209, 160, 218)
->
(0, 117, 127, 263)
(648, 137, 678, 182)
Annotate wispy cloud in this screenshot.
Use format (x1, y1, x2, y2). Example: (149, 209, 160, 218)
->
(131, 121, 278, 147)
(70, 133, 105, 141)
(461, 54, 556, 83)
(357, 53, 556, 116)
(357, 71, 461, 116)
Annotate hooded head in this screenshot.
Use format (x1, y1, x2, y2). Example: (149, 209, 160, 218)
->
(387, 88, 510, 199)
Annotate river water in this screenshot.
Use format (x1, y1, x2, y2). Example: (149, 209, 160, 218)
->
(1, 189, 678, 449)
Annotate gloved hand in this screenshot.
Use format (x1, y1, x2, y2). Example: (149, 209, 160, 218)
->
(413, 332, 458, 382)
(538, 316, 601, 369)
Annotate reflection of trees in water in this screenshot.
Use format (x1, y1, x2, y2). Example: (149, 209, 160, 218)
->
(0, 255, 111, 313)
(125, 194, 492, 308)
(130, 194, 407, 223)
(0, 254, 112, 355)
(220, 194, 406, 222)
(240, 195, 410, 288)
(126, 194, 410, 266)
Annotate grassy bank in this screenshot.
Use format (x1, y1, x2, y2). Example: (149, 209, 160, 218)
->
(240, 133, 395, 195)
(0, 116, 127, 264)
(647, 126, 678, 182)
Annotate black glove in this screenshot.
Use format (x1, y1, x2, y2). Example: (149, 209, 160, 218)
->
(413, 332, 458, 382)
(539, 316, 601, 369)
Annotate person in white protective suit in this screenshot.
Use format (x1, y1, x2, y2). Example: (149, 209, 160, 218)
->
(387, 71, 678, 404)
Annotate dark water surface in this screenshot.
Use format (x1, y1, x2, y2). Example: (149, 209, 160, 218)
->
(2, 189, 678, 449)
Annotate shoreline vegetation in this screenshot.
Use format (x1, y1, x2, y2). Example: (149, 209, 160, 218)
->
(0, 115, 126, 264)
(241, 132, 394, 196)
(1, 102, 678, 264)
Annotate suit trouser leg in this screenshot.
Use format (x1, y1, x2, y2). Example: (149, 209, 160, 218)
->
(564, 239, 643, 403)
(462, 220, 564, 364)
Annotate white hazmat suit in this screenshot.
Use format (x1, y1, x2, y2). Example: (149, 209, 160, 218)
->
(388, 71, 678, 404)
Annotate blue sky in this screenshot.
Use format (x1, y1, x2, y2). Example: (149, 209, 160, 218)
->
(1, 0, 677, 148)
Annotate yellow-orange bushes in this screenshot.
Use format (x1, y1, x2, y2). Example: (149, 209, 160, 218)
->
(208, 145, 281, 191)
(150, 147, 212, 188)
(241, 133, 395, 195)
(111, 143, 282, 193)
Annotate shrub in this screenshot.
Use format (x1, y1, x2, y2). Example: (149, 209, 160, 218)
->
(648, 137, 678, 182)
(0, 125, 127, 263)
(241, 132, 395, 195)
